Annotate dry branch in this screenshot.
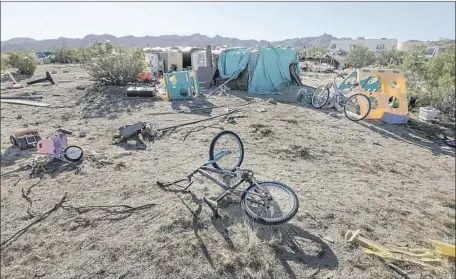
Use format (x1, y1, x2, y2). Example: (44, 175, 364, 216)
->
(1, 193, 68, 249)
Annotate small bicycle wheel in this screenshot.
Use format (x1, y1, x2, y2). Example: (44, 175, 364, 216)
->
(344, 93, 372, 121)
(209, 130, 244, 171)
(311, 85, 330, 109)
(241, 181, 299, 225)
(62, 145, 84, 162)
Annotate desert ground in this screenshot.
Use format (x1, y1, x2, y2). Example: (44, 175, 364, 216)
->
(1, 64, 455, 279)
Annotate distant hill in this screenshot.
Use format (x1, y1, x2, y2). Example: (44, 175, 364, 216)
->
(0, 33, 339, 52)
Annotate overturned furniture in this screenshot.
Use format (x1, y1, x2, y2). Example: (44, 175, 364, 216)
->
(162, 70, 201, 101)
(338, 68, 409, 123)
(113, 122, 156, 146)
(27, 70, 55, 86)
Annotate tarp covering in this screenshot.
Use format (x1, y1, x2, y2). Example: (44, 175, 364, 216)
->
(217, 47, 252, 79)
(217, 47, 301, 95)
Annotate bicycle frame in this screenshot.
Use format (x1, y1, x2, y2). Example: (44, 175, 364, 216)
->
(158, 150, 266, 205)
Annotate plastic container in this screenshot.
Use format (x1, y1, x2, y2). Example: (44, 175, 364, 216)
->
(419, 107, 440, 121)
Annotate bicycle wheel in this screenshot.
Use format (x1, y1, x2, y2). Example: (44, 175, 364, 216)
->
(62, 145, 84, 162)
(209, 131, 244, 171)
(344, 93, 372, 121)
(311, 85, 330, 109)
(241, 181, 299, 225)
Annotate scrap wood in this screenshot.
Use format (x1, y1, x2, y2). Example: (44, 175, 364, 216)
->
(0, 193, 68, 250)
(0, 99, 50, 107)
(345, 229, 444, 268)
(7, 72, 18, 84)
(157, 105, 249, 132)
(0, 95, 43, 100)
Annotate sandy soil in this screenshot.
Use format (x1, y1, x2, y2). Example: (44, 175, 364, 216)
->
(1, 65, 455, 279)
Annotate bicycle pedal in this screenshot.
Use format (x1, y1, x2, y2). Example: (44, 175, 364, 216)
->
(203, 197, 219, 217)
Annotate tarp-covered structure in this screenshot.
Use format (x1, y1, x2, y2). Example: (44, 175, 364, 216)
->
(217, 47, 301, 95)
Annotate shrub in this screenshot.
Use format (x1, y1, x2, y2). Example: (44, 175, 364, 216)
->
(345, 45, 376, 68)
(52, 46, 81, 63)
(6, 53, 36, 75)
(401, 45, 455, 117)
(84, 42, 146, 85)
(376, 49, 405, 68)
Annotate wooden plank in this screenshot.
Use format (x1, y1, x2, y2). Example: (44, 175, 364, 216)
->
(0, 99, 50, 107)
(7, 72, 18, 84)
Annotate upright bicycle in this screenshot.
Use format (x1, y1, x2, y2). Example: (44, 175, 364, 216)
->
(311, 73, 372, 121)
(157, 131, 299, 225)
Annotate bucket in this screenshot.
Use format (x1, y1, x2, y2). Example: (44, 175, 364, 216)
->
(419, 107, 440, 121)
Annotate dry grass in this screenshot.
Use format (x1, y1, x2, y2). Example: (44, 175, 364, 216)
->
(0, 65, 455, 279)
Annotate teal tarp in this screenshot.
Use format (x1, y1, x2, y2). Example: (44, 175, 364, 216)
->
(217, 47, 301, 95)
(217, 48, 252, 79)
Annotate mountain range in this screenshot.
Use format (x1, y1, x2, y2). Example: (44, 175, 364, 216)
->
(1, 33, 454, 52)
(1, 33, 340, 52)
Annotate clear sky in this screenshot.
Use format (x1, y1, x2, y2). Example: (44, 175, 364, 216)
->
(1, 1, 455, 42)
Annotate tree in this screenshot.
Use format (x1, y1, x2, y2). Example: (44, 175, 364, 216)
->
(401, 45, 455, 117)
(345, 45, 376, 68)
(376, 49, 405, 68)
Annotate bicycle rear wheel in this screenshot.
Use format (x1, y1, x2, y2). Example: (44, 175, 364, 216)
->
(311, 85, 330, 109)
(241, 181, 299, 225)
(209, 130, 244, 171)
(344, 93, 372, 121)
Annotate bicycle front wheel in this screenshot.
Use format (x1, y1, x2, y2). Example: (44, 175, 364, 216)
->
(311, 85, 330, 109)
(241, 181, 299, 225)
(344, 93, 372, 121)
(209, 130, 244, 171)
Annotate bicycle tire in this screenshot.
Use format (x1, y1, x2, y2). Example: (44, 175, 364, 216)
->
(241, 181, 299, 225)
(311, 85, 330, 109)
(344, 93, 372, 122)
(209, 130, 244, 171)
(62, 145, 84, 162)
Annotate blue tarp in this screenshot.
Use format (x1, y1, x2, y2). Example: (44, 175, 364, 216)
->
(217, 47, 301, 95)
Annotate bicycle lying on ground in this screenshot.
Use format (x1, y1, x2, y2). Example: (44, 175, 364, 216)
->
(157, 131, 299, 225)
(311, 73, 372, 121)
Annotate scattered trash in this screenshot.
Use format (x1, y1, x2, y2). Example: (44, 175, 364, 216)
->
(419, 107, 440, 121)
(126, 86, 156, 97)
(136, 72, 152, 82)
(76, 85, 86, 90)
(266, 98, 277, 105)
(113, 122, 157, 146)
(26, 70, 55, 86)
(0, 99, 50, 107)
(6, 82, 26, 89)
(443, 135, 456, 148)
(256, 108, 267, 113)
(345, 229, 447, 268)
(10, 129, 42, 150)
(328, 112, 339, 118)
(37, 131, 84, 162)
(429, 240, 455, 258)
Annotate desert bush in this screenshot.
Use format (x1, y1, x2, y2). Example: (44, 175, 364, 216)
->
(345, 45, 376, 68)
(6, 53, 36, 75)
(400, 45, 455, 117)
(85, 42, 145, 85)
(52, 45, 81, 63)
(376, 49, 405, 68)
(1, 53, 10, 72)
